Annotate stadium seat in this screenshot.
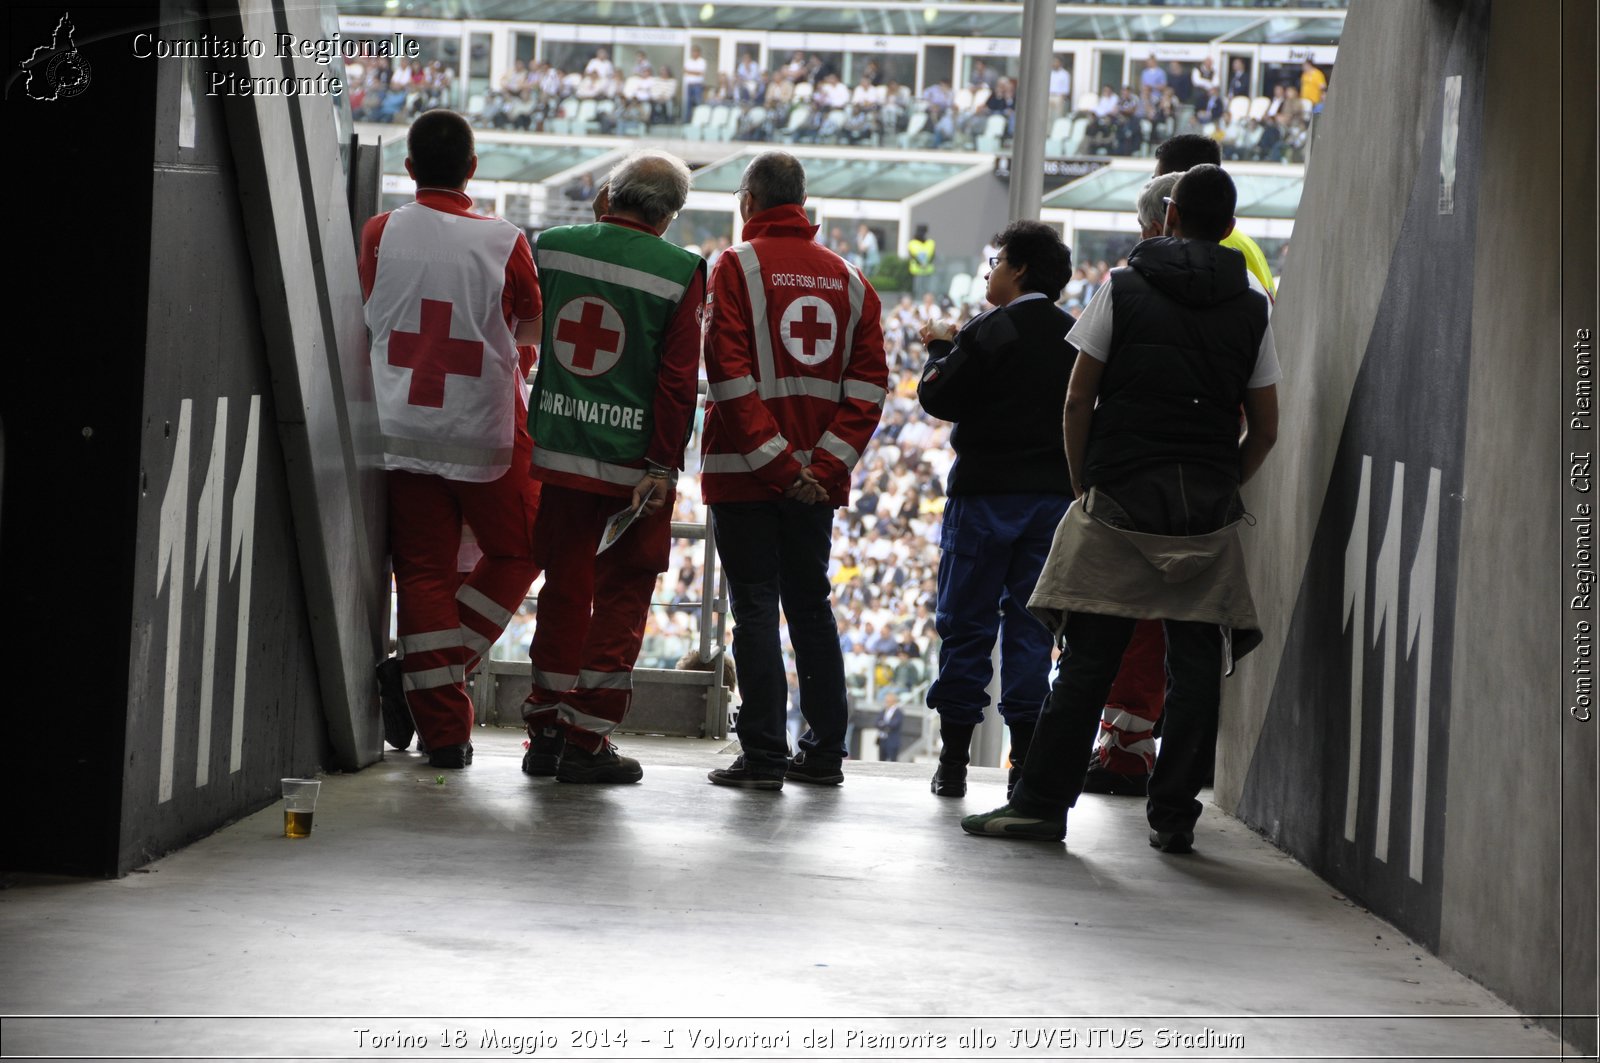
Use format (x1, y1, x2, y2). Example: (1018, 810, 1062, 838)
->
(1062, 114, 1089, 154)
(777, 104, 811, 142)
(683, 103, 711, 140)
(574, 98, 600, 135)
(898, 109, 930, 149)
(1074, 91, 1099, 114)
(946, 272, 972, 305)
(975, 113, 1008, 153)
(1248, 94, 1270, 120)
(1044, 116, 1072, 156)
(1228, 95, 1251, 120)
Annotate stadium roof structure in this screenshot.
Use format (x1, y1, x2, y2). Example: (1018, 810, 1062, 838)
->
(691, 152, 977, 202)
(338, 1, 1345, 45)
(1041, 158, 1303, 219)
(380, 136, 615, 183)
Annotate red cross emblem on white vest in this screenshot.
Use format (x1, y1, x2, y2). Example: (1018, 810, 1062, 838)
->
(387, 298, 486, 408)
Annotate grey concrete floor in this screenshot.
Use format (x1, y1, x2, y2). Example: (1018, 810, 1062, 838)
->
(0, 728, 1570, 1061)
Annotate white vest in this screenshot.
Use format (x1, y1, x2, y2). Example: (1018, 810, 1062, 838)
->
(366, 201, 523, 481)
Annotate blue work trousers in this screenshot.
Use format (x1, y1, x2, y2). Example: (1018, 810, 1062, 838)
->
(927, 493, 1071, 727)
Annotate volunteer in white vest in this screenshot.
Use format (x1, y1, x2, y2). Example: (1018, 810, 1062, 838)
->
(359, 109, 543, 770)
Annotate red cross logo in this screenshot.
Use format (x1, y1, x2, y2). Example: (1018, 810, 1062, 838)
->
(553, 297, 626, 377)
(778, 296, 838, 366)
(387, 298, 484, 408)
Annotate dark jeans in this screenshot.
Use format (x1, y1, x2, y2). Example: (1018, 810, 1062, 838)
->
(711, 499, 848, 775)
(1010, 612, 1223, 833)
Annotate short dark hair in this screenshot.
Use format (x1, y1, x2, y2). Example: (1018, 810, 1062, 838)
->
(407, 109, 475, 188)
(1154, 132, 1222, 175)
(994, 220, 1072, 298)
(1169, 163, 1236, 243)
(741, 150, 806, 211)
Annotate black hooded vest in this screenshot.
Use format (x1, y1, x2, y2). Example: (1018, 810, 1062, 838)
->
(1083, 237, 1269, 488)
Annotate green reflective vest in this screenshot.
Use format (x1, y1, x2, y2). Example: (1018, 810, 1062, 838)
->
(907, 237, 937, 276)
(529, 223, 703, 472)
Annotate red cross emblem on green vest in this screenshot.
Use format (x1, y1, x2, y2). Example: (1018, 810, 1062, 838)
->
(553, 297, 626, 378)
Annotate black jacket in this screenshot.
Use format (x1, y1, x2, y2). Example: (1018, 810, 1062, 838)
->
(917, 297, 1076, 497)
(1084, 236, 1269, 533)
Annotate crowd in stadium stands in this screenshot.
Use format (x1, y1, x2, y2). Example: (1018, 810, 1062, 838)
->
(430, 44, 1322, 164)
(488, 254, 1142, 733)
(346, 56, 459, 123)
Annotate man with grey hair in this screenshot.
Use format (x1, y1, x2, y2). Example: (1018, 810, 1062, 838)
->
(1136, 171, 1183, 238)
(521, 150, 706, 784)
(701, 149, 887, 789)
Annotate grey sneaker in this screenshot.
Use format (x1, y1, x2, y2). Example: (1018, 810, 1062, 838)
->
(960, 805, 1065, 841)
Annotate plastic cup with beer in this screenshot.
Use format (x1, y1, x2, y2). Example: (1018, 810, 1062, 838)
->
(281, 778, 321, 838)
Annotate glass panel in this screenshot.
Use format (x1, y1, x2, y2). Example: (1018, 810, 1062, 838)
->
(1070, 228, 1139, 271)
(663, 208, 739, 252)
(1228, 16, 1344, 44)
(337, 1, 1345, 39)
(383, 138, 611, 183)
(1095, 49, 1124, 98)
(693, 154, 966, 200)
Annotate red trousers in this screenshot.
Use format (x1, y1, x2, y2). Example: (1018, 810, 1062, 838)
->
(389, 446, 540, 749)
(1094, 618, 1166, 774)
(523, 484, 673, 753)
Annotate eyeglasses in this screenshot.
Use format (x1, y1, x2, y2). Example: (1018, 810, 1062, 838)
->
(1163, 196, 1180, 212)
(988, 255, 1004, 268)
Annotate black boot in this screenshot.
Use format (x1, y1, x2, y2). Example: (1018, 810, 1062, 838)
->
(1006, 720, 1035, 800)
(932, 720, 974, 797)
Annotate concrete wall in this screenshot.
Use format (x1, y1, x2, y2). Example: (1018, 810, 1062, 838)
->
(1222, 0, 1597, 1047)
(4, 0, 388, 875)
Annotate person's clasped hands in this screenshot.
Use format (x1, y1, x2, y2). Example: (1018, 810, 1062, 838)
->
(784, 466, 829, 505)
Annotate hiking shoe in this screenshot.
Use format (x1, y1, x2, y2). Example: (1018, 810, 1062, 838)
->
(376, 658, 414, 751)
(1149, 829, 1195, 854)
(1082, 758, 1150, 797)
(960, 805, 1065, 841)
(708, 756, 784, 790)
(521, 726, 566, 776)
(786, 750, 844, 785)
(556, 740, 643, 784)
(427, 742, 473, 769)
(931, 763, 966, 797)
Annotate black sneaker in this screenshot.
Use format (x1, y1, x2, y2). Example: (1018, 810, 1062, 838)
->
(786, 750, 843, 785)
(376, 658, 414, 751)
(427, 742, 473, 769)
(708, 756, 784, 790)
(1082, 758, 1149, 796)
(521, 726, 566, 777)
(556, 740, 643, 784)
(961, 805, 1066, 841)
(931, 763, 966, 797)
(1148, 829, 1195, 854)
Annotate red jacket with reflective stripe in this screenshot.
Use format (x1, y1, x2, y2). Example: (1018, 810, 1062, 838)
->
(701, 205, 887, 505)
